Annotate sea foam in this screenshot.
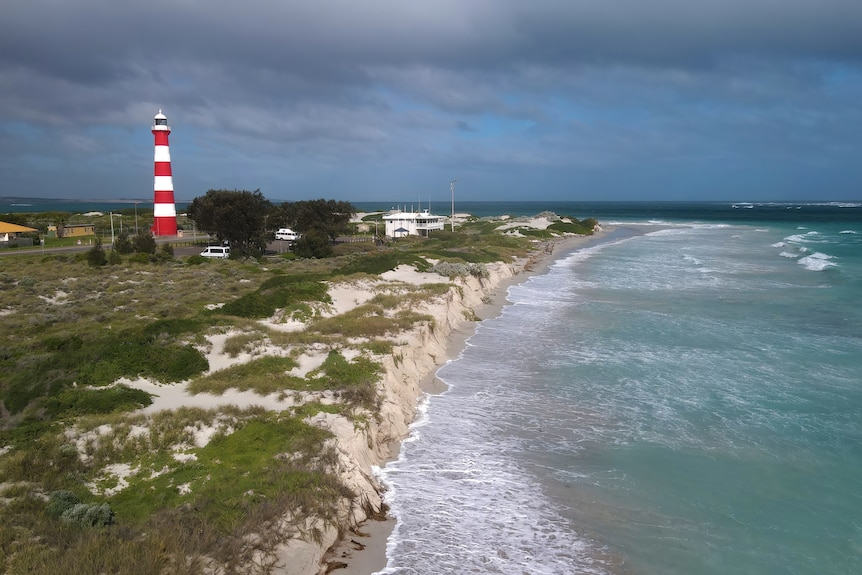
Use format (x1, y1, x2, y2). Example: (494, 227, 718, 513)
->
(798, 252, 837, 271)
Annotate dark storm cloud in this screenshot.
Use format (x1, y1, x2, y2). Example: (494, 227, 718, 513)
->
(1, 1, 861, 200)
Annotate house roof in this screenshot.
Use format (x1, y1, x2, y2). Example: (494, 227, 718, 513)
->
(0, 221, 38, 233)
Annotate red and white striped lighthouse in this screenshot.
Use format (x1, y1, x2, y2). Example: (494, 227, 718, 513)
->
(151, 110, 178, 236)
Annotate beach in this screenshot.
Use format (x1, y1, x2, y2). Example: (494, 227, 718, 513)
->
(319, 230, 604, 575)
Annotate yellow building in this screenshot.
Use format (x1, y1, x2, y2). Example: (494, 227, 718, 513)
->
(47, 224, 96, 238)
(0, 221, 38, 246)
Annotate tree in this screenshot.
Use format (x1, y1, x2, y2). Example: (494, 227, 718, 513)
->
(132, 232, 157, 255)
(113, 231, 134, 255)
(55, 215, 67, 239)
(86, 238, 107, 267)
(274, 199, 355, 242)
(187, 189, 272, 258)
(156, 243, 174, 262)
(293, 228, 333, 259)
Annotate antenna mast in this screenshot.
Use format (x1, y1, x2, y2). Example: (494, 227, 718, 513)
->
(450, 178, 458, 232)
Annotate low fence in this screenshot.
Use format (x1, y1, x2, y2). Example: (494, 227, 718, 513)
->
(0, 238, 35, 248)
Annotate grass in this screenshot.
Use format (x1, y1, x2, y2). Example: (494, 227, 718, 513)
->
(221, 329, 269, 357)
(309, 350, 382, 411)
(108, 413, 341, 525)
(308, 303, 434, 339)
(1, 410, 350, 575)
(187, 356, 302, 395)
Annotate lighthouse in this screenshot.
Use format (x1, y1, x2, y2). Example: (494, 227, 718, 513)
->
(151, 110, 178, 236)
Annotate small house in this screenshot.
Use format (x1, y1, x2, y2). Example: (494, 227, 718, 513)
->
(0, 221, 38, 244)
(47, 224, 96, 238)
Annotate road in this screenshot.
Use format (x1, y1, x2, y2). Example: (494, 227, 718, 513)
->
(0, 235, 299, 258)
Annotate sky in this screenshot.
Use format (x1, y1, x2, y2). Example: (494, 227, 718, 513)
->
(1, 0, 861, 203)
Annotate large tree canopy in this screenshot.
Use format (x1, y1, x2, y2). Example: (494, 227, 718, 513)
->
(274, 199, 355, 241)
(187, 189, 272, 258)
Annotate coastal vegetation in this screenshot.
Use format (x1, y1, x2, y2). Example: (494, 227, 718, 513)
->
(0, 207, 596, 574)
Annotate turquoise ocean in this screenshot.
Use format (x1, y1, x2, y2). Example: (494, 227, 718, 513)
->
(363, 202, 862, 575)
(7, 198, 861, 573)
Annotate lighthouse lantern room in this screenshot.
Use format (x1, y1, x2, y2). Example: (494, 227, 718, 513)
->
(151, 110, 178, 236)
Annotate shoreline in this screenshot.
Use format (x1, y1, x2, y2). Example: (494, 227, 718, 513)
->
(324, 230, 609, 575)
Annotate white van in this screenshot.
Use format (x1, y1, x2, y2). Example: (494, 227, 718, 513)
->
(275, 228, 300, 241)
(200, 246, 230, 259)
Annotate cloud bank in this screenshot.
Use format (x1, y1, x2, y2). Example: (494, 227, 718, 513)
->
(2, 1, 861, 201)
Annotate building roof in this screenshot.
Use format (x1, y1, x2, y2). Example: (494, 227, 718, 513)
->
(0, 221, 37, 233)
(383, 209, 446, 221)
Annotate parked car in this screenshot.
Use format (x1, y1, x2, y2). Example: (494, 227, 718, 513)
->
(275, 228, 300, 241)
(200, 246, 230, 259)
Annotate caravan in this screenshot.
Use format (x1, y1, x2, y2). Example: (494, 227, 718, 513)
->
(275, 228, 300, 242)
(200, 246, 230, 259)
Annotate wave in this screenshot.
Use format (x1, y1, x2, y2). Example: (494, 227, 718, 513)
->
(797, 253, 838, 271)
(737, 201, 862, 209)
(377, 364, 611, 574)
(810, 202, 862, 208)
(839, 230, 857, 234)
(784, 231, 826, 244)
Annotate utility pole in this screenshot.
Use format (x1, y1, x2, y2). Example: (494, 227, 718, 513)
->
(450, 178, 458, 232)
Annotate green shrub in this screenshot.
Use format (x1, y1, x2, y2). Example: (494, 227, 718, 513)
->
(46, 490, 81, 518)
(61, 502, 114, 527)
(45, 491, 114, 527)
(142, 317, 206, 338)
(547, 216, 597, 235)
(1, 318, 210, 412)
(127, 252, 152, 264)
(333, 252, 426, 276)
(43, 385, 153, 417)
(219, 276, 329, 319)
(431, 261, 489, 279)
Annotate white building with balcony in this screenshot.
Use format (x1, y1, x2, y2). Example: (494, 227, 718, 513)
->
(383, 208, 447, 238)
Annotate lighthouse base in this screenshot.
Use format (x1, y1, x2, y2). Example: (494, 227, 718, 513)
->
(152, 217, 178, 236)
